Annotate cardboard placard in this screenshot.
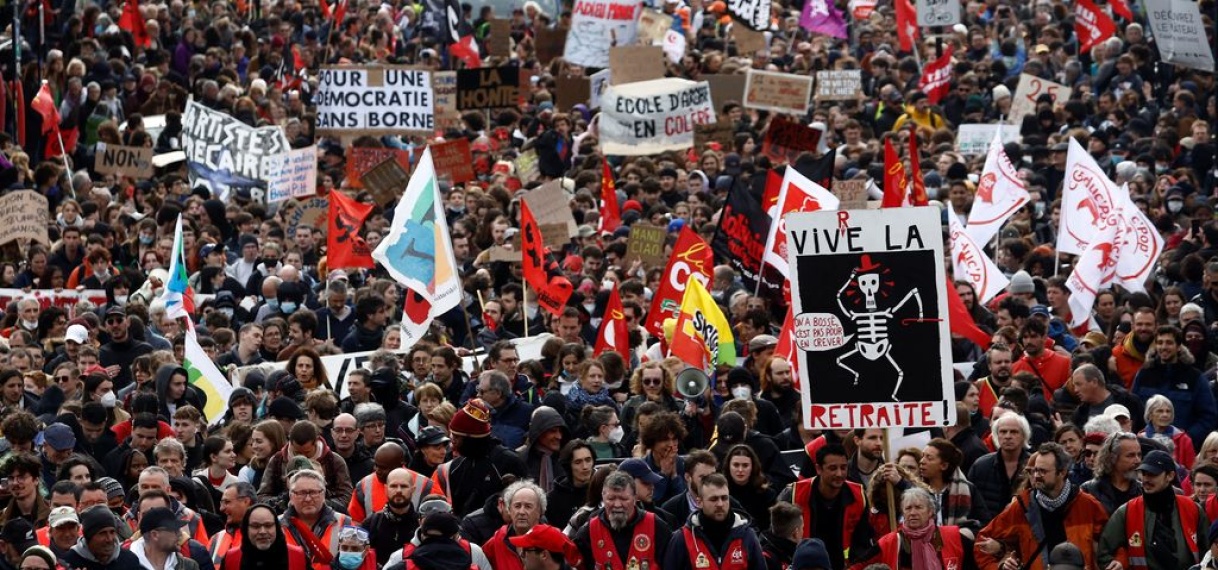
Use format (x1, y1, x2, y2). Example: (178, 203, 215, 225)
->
(916, 0, 960, 26)
(95, 143, 153, 178)
(625, 224, 667, 268)
(432, 71, 462, 132)
(744, 69, 813, 115)
(733, 25, 766, 54)
(1010, 74, 1072, 126)
(430, 139, 475, 184)
(555, 75, 592, 110)
(590, 70, 611, 109)
(1145, 0, 1215, 72)
(362, 158, 411, 206)
(262, 146, 318, 203)
(456, 66, 520, 110)
(286, 197, 330, 239)
(521, 180, 576, 247)
(695, 120, 735, 151)
(815, 70, 863, 101)
(515, 150, 540, 183)
(535, 28, 567, 64)
(610, 46, 665, 85)
(488, 19, 512, 57)
(637, 8, 673, 44)
(761, 117, 820, 164)
(315, 66, 434, 135)
(832, 179, 869, 209)
(0, 191, 48, 246)
(705, 74, 748, 106)
(346, 147, 413, 189)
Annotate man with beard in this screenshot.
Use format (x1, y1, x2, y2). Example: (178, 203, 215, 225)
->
(1082, 432, 1144, 515)
(1099, 450, 1207, 570)
(1110, 308, 1157, 389)
(847, 429, 884, 489)
(361, 468, 420, 566)
(663, 473, 764, 570)
(760, 357, 799, 430)
(62, 507, 142, 570)
(975, 344, 1014, 419)
(1011, 320, 1071, 404)
(1131, 325, 1218, 448)
(430, 399, 526, 517)
(1070, 363, 1145, 430)
(480, 481, 545, 570)
(515, 406, 566, 493)
(348, 443, 412, 524)
(573, 471, 672, 570)
(218, 504, 308, 570)
(777, 445, 871, 570)
(975, 443, 1108, 570)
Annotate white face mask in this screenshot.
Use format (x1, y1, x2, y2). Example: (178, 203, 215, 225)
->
(731, 386, 752, 400)
(526, 303, 540, 319)
(114, 295, 128, 305)
(100, 391, 117, 408)
(21, 319, 37, 331)
(608, 426, 624, 443)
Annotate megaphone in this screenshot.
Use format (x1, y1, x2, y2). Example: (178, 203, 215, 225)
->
(675, 367, 709, 400)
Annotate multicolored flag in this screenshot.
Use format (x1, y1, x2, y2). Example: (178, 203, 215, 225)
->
(646, 226, 714, 340)
(160, 215, 195, 322)
(183, 329, 233, 426)
(669, 277, 736, 372)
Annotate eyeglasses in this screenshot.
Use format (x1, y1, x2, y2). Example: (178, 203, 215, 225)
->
(1083, 450, 1097, 457)
(105, 317, 125, 325)
(291, 489, 323, 498)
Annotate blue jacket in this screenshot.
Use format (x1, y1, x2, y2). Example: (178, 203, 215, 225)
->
(662, 512, 764, 570)
(1132, 353, 1218, 448)
(489, 395, 533, 449)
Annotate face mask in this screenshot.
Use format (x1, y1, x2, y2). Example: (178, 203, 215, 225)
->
(266, 299, 280, 311)
(281, 302, 298, 313)
(583, 303, 596, 314)
(526, 303, 540, 319)
(337, 553, 364, 570)
(21, 319, 37, 331)
(115, 295, 128, 305)
(1167, 200, 1184, 213)
(731, 386, 751, 400)
(608, 426, 624, 443)
(139, 235, 154, 245)
(100, 391, 117, 408)
(1157, 164, 1170, 174)
(219, 308, 235, 319)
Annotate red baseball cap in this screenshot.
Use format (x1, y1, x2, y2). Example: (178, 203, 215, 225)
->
(508, 525, 581, 564)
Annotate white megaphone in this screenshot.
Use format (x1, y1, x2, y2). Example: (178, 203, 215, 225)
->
(675, 367, 709, 400)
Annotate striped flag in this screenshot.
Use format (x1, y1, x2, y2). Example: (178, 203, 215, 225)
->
(183, 329, 233, 426)
(160, 215, 195, 322)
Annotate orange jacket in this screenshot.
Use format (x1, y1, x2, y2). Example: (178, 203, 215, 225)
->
(975, 488, 1108, 570)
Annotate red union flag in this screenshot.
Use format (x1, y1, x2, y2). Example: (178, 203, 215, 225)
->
(895, 0, 917, 52)
(328, 191, 375, 269)
(949, 214, 1008, 304)
(594, 287, 630, 362)
(761, 167, 839, 281)
(919, 45, 954, 104)
(1074, 0, 1115, 54)
(646, 226, 713, 340)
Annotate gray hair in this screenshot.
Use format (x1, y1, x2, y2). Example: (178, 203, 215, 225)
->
(1073, 363, 1104, 385)
(140, 466, 171, 487)
(603, 471, 636, 495)
(481, 370, 512, 397)
(1144, 395, 1174, 424)
(1083, 414, 1121, 436)
(502, 480, 546, 513)
(900, 487, 935, 510)
(353, 402, 387, 427)
(231, 482, 257, 502)
(1093, 432, 1138, 479)
(153, 438, 186, 460)
(991, 413, 1032, 446)
(1037, 442, 1073, 473)
(289, 468, 327, 490)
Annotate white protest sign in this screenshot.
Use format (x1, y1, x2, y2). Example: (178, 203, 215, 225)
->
(662, 29, 686, 64)
(314, 66, 434, 135)
(1009, 74, 1071, 125)
(262, 146, 319, 203)
(955, 124, 1020, 155)
(1144, 0, 1215, 71)
(728, 0, 770, 30)
(589, 69, 611, 109)
(787, 207, 955, 430)
(599, 78, 715, 155)
(182, 101, 290, 203)
(564, 0, 642, 68)
(916, 0, 960, 26)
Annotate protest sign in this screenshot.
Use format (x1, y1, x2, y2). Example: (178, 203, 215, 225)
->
(704, 74, 747, 106)
(815, 70, 863, 101)
(956, 124, 1021, 155)
(262, 146, 318, 203)
(712, 176, 768, 290)
(695, 120, 735, 151)
(1144, 0, 1215, 72)
(625, 224, 667, 267)
(362, 158, 411, 207)
(515, 150, 540, 182)
(1010, 74, 1071, 125)
(610, 46, 665, 85)
(564, 0, 641, 68)
(787, 207, 955, 430)
(535, 28, 567, 63)
(456, 66, 520, 110)
(0, 191, 48, 246)
(315, 66, 434, 135)
(637, 8, 673, 44)
(488, 19, 512, 56)
(555, 75, 592, 110)
(589, 70, 611, 109)
(728, 0, 769, 30)
(599, 78, 715, 156)
(521, 180, 577, 247)
(431, 71, 462, 131)
(744, 69, 813, 114)
(916, 0, 960, 26)
(833, 179, 869, 209)
(95, 143, 153, 178)
(733, 25, 766, 54)
(762, 117, 820, 165)
(0, 288, 108, 313)
(182, 101, 290, 203)
(345, 147, 414, 190)
(430, 139, 475, 184)
(286, 197, 330, 238)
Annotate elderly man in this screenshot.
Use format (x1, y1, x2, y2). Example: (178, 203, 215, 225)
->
(1082, 432, 1145, 515)
(573, 470, 673, 570)
(475, 371, 533, 449)
(968, 414, 1033, 518)
(1069, 363, 1144, 430)
(208, 483, 256, 566)
(279, 469, 353, 567)
(62, 507, 142, 570)
(481, 481, 546, 570)
(124, 467, 210, 545)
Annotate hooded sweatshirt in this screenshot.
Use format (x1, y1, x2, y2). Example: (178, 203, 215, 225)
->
(156, 364, 204, 421)
(62, 537, 143, 570)
(515, 406, 568, 492)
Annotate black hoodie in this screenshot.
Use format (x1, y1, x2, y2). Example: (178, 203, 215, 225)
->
(155, 364, 206, 422)
(405, 537, 473, 570)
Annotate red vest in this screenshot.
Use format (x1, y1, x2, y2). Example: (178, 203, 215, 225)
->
(209, 529, 242, 566)
(876, 526, 965, 570)
(1124, 495, 1200, 570)
(481, 526, 525, 570)
(589, 512, 659, 570)
(792, 478, 866, 555)
(974, 378, 1000, 419)
(402, 539, 476, 570)
(682, 526, 748, 570)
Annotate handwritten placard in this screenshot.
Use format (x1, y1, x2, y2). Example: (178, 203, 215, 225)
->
(95, 143, 154, 178)
(625, 224, 667, 268)
(0, 191, 48, 246)
(363, 158, 411, 206)
(815, 70, 863, 101)
(262, 146, 318, 203)
(430, 139, 475, 184)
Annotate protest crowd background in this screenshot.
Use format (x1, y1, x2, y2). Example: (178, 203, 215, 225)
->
(0, 0, 1208, 568)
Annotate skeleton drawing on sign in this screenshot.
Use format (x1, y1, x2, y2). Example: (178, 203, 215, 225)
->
(835, 254, 925, 400)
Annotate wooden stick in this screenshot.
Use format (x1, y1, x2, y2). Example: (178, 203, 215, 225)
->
(883, 428, 897, 532)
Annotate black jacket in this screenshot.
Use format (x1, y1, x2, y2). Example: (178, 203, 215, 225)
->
(573, 508, 673, 570)
(362, 507, 420, 566)
(967, 450, 1030, 519)
(458, 494, 504, 546)
(545, 476, 586, 529)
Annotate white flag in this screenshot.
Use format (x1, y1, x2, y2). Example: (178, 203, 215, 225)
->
(949, 214, 1009, 304)
(965, 132, 1029, 246)
(1113, 185, 1164, 293)
(763, 167, 839, 279)
(1066, 222, 1121, 328)
(1056, 137, 1122, 255)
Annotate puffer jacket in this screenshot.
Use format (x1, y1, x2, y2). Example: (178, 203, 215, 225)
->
(1132, 347, 1218, 448)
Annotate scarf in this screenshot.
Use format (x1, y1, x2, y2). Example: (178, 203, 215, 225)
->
(939, 470, 974, 527)
(1124, 332, 1148, 361)
(901, 522, 940, 570)
(1034, 479, 1073, 512)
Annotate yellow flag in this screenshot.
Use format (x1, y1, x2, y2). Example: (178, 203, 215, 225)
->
(670, 277, 736, 371)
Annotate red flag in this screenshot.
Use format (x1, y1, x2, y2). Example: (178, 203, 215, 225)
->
(599, 158, 621, 233)
(645, 226, 713, 340)
(521, 200, 573, 316)
(881, 138, 908, 208)
(594, 287, 630, 362)
(1074, 0, 1115, 55)
(119, 0, 150, 48)
(947, 276, 992, 349)
(774, 307, 800, 390)
(761, 170, 782, 210)
(1109, 0, 1133, 20)
(918, 45, 954, 105)
(450, 35, 482, 68)
(319, 0, 331, 20)
(327, 191, 375, 269)
(895, 0, 917, 52)
(332, 0, 347, 25)
(31, 83, 58, 136)
(909, 129, 927, 206)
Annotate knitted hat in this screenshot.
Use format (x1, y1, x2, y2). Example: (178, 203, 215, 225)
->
(1008, 270, 1035, 294)
(791, 538, 832, 570)
(80, 507, 116, 541)
(21, 546, 55, 570)
(449, 399, 493, 437)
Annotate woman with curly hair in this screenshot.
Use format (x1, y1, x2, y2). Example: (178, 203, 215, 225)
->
(639, 411, 688, 505)
(286, 348, 330, 391)
(620, 361, 681, 439)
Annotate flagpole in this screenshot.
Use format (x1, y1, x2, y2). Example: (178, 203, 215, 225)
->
(459, 293, 480, 367)
(42, 79, 72, 194)
(522, 279, 529, 337)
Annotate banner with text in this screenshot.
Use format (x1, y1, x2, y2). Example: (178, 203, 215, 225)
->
(728, 0, 770, 30)
(956, 124, 1021, 155)
(1145, 0, 1215, 71)
(429, 139, 475, 184)
(564, 0, 641, 68)
(599, 78, 715, 155)
(815, 70, 862, 101)
(262, 146, 318, 203)
(456, 66, 521, 110)
(0, 191, 49, 246)
(182, 101, 290, 203)
(315, 66, 434, 135)
(1010, 74, 1072, 126)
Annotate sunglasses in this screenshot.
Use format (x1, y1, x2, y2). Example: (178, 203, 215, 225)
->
(642, 378, 663, 387)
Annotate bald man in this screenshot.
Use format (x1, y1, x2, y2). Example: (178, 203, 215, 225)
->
(348, 444, 436, 523)
(360, 468, 420, 565)
(332, 413, 374, 483)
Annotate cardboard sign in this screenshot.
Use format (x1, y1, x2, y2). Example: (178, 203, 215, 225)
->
(956, 124, 1021, 156)
(262, 146, 318, 203)
(430, 139, 475, 184)
(815, 70, 863, 101)
(1009, 74, 1072, 126)
(515, 150, 540, 183)
(0, 191, 48, 246)
(744, 69, 813, 115)
(456, 66, 520, 110)
(916, 0, 960, 26)
(762, 117, 820, 164)
(637, 8, 674, 44)
(599, 78, 716, 156)
(695, 120, 736, 151)
(95, 143, 153, 178)
(431, 71, 462, 132)
(705, 74, 748, 105)
(733, 25, 767, 54)
(346, 147, 413, 189)
(1145, 0, 1215, 72)
(625, 224, 668, 268)
(535, 28, 567, 63)
(315, 66, 434, 135)
(285, 197, 330, 239)
(832, 179, 869, 209)
(555, 75, 592, 110)
(182, 101, 290, 203)
(564, 0, 641, 68)
(787, 206, 954, 430)
(362, 158, 411, 207)
(521, 180, 577, 247)
(488, 19, 512, 57)
(610, 46, 665, 85)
